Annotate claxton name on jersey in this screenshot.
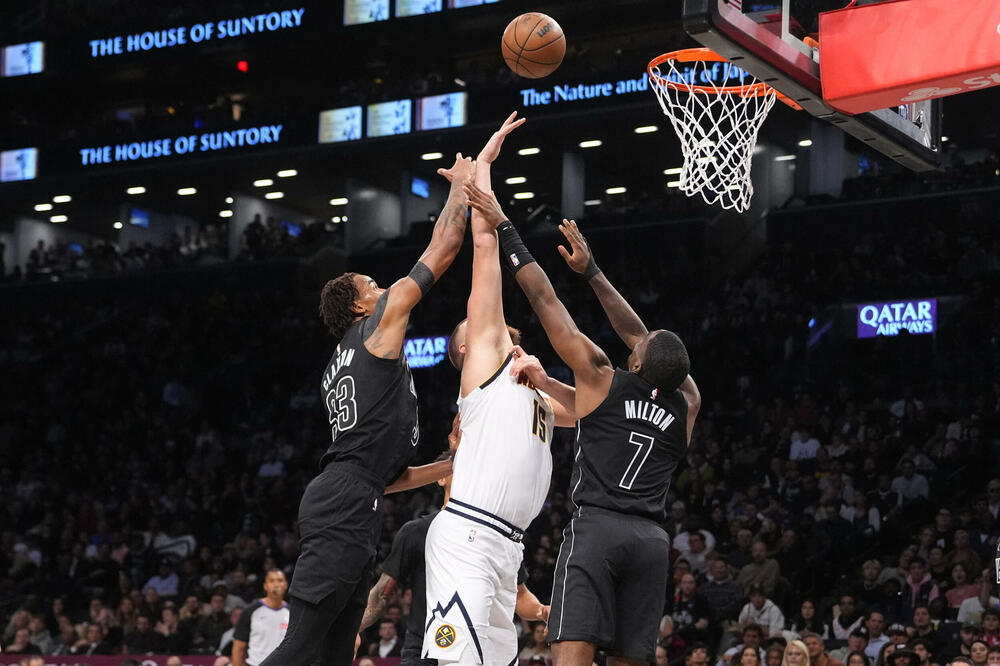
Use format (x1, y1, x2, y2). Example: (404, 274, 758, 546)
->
(624, 400, 676, 432)
(322, 345, 355, 391)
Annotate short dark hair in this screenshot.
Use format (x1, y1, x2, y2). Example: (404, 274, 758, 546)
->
(743, 624, 763, 637)
(983, 609, 1000, 621)
(686, 642, 710, 658)
(319, 273, 359, 340)
(639, 330, 689, 392)
(909, 638, 932, 652)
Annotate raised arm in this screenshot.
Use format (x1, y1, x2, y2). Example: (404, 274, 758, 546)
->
(557, 219, 648, 350)
(460, 112, 525, 395)
(560, 220, 701, 442)
(364, 154, 475, 359)
(464, 184, 613, 417)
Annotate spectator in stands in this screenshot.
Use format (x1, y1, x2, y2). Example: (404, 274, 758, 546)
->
(720, 624, 766, 666)
(834, 594, 866, 639)
(970, 640, 990, 666)
(946, 564, 981, 610)
(877, 642, 899, 666)
(847, 652, 872, 666)
(803, 632, 844, 666)
(790, 599, 830, 638)
(124, 614, 163, 654)
(832, 629, 870, 663)
(145, 559, 181, 598)
(981, 611, 1000, 647)
(368, 618, 402, 658)
(739, 587, 785, 638)
(947, 531, 984, 577)
(193, 592, 230, 654)
(910, 638, 937, 666)
(790, 429, 821, 461)
(671, 572, 713, 645)
(155, 604, 190, 653)
(869, 476, 902, 523)
(26, 615, 54, 654)
(682, 532, 714, 576)
(5, 627, 41, 654)
(70, 623, 112, 655)
(658, 615, 687, 663)
(887, 626, 910, 646)
(785, 639, 813, 666)
(741, 645, 764, 666)
(688, 643, 712, 666)
(892, 460, 930, 507)
(767, 647, 785, 666)
(705, 558, 745, 628)
(904, 561, 941, 615)
(217, 606, 242, 657)
(866, 612, 890, 660)
(958, 571, 998, 624)
(519, 623, 551, 664)
(986, 646, 1000, 666)
(737, 542, 781, 596)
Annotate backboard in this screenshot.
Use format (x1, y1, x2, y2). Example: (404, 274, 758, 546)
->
(683, 0, 942, 171)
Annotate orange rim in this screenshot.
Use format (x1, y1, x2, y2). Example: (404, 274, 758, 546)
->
(647, 47, 802, 110)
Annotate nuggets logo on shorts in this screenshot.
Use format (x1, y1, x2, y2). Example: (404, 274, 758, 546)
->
(435, 623, 457, 648)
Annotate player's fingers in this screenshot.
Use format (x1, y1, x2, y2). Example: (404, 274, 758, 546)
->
(511, 344, 526, 357)
(557, 245, 572, 262)
(504, 110, 518, 126)
(436, 168, 447, 177)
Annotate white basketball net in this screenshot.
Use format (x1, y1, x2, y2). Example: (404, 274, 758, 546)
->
(649, 57, 778, 213)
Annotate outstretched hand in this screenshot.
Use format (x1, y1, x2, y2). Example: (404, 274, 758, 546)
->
(437, 153, 476, 190)
(464, 181, 507, 229)
(479, 111, 526, 164)
(556, 219, 592, 274)
(509, 345, 548, 388)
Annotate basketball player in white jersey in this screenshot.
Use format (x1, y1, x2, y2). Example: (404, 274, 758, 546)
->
(422, 112, 575, 666)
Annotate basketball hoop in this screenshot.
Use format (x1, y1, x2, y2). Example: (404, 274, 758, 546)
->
(647, 48, 800, 213)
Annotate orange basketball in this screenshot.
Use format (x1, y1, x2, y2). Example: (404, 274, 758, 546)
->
(501, 12, 566, 79)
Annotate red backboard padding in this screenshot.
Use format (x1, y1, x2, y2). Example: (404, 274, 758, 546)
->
(819, 0, 1000, 114)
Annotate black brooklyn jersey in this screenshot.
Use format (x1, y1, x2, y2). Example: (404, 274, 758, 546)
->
(319, 289, 419, 486)
(569, 368, 688, 522)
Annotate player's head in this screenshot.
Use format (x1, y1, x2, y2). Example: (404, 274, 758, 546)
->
(447, 318, 522, 370)
(263, 569, 287, 600)
(319, 272, 383, 340)
(628, 329, 690, 393)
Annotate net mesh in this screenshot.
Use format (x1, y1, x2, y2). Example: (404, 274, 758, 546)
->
(649, 57, 777, 213)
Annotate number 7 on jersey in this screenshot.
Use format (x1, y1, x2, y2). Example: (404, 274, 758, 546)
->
(619, 431, 655, 490)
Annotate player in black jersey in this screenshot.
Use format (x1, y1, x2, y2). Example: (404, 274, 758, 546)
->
(464, 188, 701, 666)
(359, 418, 550, 666)
(258, 154, 476, 666)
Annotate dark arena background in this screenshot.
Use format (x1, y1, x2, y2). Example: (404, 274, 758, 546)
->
(1, 1, 999, 665)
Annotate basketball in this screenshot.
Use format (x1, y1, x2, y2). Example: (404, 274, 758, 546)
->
(501, 12, 566, 79)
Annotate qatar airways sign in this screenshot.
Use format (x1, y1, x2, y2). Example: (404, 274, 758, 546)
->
(856, 298, 937, 338)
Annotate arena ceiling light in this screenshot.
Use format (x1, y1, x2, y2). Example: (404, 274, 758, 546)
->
(253, 179, 274, 187)
(578, 140, 602, 148)
(277, 169, 298, 178)
(421, 152, 444, 161)
(225, 196, 234, 204)
(126, 186, 146, 195)
(941, 136, 949, 142)
(219, 210, 233, 218)
(177, 187, 197, 195)
(265, 191, 284, 199)
(634, 126, 659, 134)
(332, 216, 342, 223)
(50, 215, 68, 223)
(505, 176, 527, 185)
(774, 155, 797, 162)
(667, 181, 682, 188)
(517, 147, 541, 156)
(113, 221, 123, 230)
(605, 187, 627, 195)
(329, 197, 348, 206)
(584, 199, 602, 206)
(798, 139, 813, 147)
(664, 167, 683, 176)
(53, 195, 72, 203)
(513, 192, 534, 200)
(34, 203, 53, 212)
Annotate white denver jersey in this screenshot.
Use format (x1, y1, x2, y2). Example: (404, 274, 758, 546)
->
(450, 353, 554, 529)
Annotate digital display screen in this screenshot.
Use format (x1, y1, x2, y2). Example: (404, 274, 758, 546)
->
(404, 336, 449, 368)
(448, 0, 499, 7)
(1, 41, 44, 77)
(367, 99, 412, 138)
(68, 243, 83, 254)
(0, 148, 38, 182)
(411, 176, 430, 198)
(281, 221, 301, 237)
(857, 299, 937, 338)
(397, 0, 443, 16)
(345, 0, 390, 24)
(318, 106, 363, 143)
(418, 92, 468, 130)
(129, 208, 150, 228)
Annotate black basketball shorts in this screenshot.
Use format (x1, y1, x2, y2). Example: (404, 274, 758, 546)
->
(548, 506, 671, 662)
